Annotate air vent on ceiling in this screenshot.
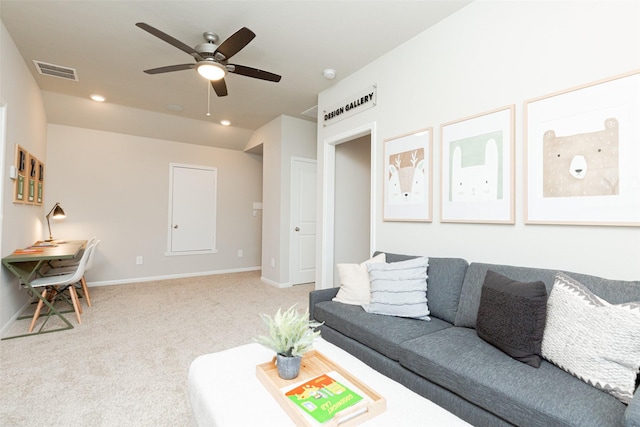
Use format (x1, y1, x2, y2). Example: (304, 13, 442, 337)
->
(33, 60, 79, 81)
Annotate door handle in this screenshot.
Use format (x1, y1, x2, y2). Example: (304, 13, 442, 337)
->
(173, 224, 179, 229)
(294, 227, 300, 232)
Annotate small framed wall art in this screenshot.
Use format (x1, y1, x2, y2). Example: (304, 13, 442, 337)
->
(14, 144, 27, 203)
(440, 105, 515, 224)
(525, 70, 640, 226)
(27, 153, 37, 204)
(36, 160, 45, 205)
(383, 127, 433, 222)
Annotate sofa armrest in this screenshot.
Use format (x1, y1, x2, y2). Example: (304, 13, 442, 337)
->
(309, 288, 339, 320)
(625, 386, 640, 427)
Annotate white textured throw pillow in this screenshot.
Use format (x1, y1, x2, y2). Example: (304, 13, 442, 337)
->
(363, 256, 430, 320)
(333, 253, 386, 305)
(541, 273, 640, 404)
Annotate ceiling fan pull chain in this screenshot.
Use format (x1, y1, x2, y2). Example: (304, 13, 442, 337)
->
(206, 81, 211, 116)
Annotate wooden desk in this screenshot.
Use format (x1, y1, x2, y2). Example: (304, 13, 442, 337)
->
(2, 240, 86, 339)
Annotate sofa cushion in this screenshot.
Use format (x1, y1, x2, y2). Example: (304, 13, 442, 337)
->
(454, 262, 640, 328)
(333, 253, 386, 305)
(542, 272, 640, 404)
(398, 327, 626, 427)
(364, 256, 430, 320)
(374, 252, 468, 323)
(314, 301, 451, 361)
(476, 270, 547, 368)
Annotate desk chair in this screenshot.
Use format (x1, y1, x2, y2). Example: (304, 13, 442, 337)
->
(43, 240, 100, 307)
(28, 240, 96, 332)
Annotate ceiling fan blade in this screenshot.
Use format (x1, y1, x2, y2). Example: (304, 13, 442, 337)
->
(216, 27, 256, 60)
(229, 64, 281, 82)
(136, 22, 203, 61)
(211, 79, 228, 97)
(143, 64, 196, 74)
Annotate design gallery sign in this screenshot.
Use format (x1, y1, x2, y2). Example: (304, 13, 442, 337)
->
(323, 85, 377, 126)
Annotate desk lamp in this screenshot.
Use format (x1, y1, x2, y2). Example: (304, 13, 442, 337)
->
(46, 202, 66, 241)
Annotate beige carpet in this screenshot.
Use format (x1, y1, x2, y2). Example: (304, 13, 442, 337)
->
(0, 271, 314, 426)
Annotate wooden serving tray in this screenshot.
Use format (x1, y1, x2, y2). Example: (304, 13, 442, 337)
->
(256, 349, 386, 426)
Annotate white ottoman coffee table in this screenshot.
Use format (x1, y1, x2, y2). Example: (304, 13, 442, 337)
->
(188, 337, 470, 426)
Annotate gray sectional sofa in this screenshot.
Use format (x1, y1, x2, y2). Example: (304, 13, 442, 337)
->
(309, 252, 640, 427)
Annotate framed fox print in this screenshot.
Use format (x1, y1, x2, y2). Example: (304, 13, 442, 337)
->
(383, 128, 433, 222)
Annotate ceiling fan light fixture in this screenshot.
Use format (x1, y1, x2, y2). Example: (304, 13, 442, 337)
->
(196, 61, 226, 81)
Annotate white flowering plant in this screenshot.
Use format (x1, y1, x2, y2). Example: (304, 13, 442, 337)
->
(255, 305, 323, 357)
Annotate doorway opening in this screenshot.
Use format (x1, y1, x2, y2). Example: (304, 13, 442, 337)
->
(320, 123, 377, 289)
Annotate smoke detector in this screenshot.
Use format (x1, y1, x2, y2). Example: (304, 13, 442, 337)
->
(322, 69, 336, 80)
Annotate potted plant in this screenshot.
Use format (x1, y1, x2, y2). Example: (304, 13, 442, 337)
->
(255, 304, 322, 379)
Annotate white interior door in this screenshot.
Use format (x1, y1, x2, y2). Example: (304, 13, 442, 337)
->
(170, 164, 217, 253)
(290, 158, 317, 285)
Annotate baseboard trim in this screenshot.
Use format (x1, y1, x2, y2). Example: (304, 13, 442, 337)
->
(260, 276, 292, 288)
(0, 297, 36, 338)
(87, 266, 262, 287)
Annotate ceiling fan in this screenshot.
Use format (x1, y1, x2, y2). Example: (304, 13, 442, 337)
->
(135, 22, 281, 97)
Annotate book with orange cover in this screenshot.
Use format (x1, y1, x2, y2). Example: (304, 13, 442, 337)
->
(13, 248, 44, 254)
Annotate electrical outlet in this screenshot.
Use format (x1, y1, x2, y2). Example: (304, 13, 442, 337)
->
(237, 249, 243, 257)
(271, 258, 275, 267)
(136, 256, 143, 265)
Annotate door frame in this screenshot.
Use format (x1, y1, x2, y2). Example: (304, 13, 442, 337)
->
(320, 122, 377, 289)
(0, 105, 5, 264)
(289, 156, 317, 285)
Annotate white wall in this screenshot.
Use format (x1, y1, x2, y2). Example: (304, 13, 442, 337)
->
(45, 124, 263, 284)
(252, 117, 283, 284)
(251, 115, 316, 286)
(317, 0, 640, 287)
(0, 23, 49, 329)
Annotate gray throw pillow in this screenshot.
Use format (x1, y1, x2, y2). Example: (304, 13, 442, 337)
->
(476, 270, 547, 368)
(363, 256, 430, 320)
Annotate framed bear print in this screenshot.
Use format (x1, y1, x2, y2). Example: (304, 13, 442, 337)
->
(383, 127, 433, 222)
(440, 105, 515, 224)
(525, 70, 640, 226)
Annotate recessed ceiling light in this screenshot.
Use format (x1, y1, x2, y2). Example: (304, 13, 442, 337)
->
(220, 120, 231, 126)
(166, 104, 184, 111)
(90, 94, 105, 102)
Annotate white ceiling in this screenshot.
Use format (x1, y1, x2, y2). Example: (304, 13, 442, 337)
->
(1, 1, 471, 150)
